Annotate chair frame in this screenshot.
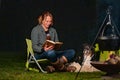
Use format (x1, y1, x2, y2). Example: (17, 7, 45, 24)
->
(25, 38, 48, 73)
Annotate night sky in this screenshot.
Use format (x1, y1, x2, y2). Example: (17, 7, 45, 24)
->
(0, 0, 120, 54)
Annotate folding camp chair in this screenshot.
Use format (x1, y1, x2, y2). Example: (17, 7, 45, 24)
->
(25, 38, 48, 73)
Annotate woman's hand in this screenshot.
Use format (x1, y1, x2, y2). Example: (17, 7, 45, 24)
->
(43, 45, 54, 51)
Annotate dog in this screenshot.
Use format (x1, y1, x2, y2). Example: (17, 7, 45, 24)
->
(80, 43, 99, 72)
(66, 43, 99, 72)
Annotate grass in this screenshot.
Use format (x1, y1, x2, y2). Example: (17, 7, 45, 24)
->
(0, 52, 120, 80)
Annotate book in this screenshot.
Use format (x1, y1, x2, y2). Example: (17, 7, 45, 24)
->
(43, 40, 63, 50)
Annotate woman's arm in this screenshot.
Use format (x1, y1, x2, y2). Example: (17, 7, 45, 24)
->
(31, 27, 43, 53)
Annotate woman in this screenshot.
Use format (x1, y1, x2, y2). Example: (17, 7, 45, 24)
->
(31, 11, 75, 72)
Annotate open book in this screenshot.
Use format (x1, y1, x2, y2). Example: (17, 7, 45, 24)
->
(43, 40, 63, 50)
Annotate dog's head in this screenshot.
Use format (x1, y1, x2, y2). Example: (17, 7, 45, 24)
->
(83, 43, 93, 56)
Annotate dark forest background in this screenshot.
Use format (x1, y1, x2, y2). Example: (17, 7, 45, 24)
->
(0, 0, 120, 55)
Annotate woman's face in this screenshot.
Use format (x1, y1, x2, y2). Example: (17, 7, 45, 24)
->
(42, 16, 52, 29)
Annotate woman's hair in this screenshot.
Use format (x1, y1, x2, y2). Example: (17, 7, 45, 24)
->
(38, 11, 53, 26)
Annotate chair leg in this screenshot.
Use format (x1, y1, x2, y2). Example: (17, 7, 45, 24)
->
(32, 56, 47, 73)
(26, 55, 47, 73)
(28, 68, 40, 72)
(25, 61, 29, 69)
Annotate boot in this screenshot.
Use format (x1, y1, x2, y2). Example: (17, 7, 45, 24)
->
(59, 56, 68, 64)
(46, 66, 55, 73)
(52, 56, 68, 71)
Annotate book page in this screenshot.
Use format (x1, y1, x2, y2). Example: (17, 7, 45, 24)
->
(43, 40, 63, 50)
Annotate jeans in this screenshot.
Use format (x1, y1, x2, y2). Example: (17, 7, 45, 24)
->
(34, 49, 75, 63)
